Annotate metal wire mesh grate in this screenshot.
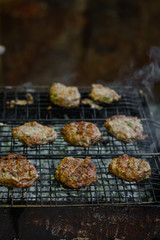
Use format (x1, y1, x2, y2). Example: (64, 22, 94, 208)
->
(0, 86, 160, 207)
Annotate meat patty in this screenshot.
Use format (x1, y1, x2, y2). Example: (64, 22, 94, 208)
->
(0, 153, 39, 188)
(104, 115, 148, 143)
(12, 121, 58, 146)
(89, 84, 121, 104)
(55, 156, 98, 189)
(61, 121, 102, 147)
(108, 154, 151, 182)
(49, 83, 81, 108)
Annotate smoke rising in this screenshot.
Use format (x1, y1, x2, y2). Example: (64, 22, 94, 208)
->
(120, 46, 160, 101)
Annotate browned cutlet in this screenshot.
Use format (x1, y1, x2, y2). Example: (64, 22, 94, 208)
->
(49, 83, 81, 108)
(61, 121, 102, 147)
(104, 115, 148, 143)
(0, 153, 39, 188)
(89, 84, 121, 104)
(55, 156, 98, 189)
(108, 154, 151, 182)
(12, 121, 58, 146)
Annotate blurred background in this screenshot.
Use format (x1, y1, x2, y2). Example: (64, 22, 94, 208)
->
(0, 0, 160, 120)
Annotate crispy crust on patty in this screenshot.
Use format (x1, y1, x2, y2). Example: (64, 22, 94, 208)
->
(108, 154, 151, 182)
(49, 83, 81, 108)
(104, 115, 148, 143)
(55, 156, 98, 189)
(12, 121, 58, 146)
(0, 153, 39, 188)
(89, 84, 121, 104)
(61, 121, 102, 147)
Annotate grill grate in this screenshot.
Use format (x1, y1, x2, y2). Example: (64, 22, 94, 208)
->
(0, 86, 160, 207)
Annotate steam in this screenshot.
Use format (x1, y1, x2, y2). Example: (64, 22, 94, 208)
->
(120, 46, 160, 101)
(96, 46, 160, 122)
(135, 61, 160, 99)
(118, 45, 160, 123)
(135, 46, 160, 99)
(54, 72, 77, 85)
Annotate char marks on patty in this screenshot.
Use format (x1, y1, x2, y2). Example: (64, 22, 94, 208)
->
(61, 121, 102, 147)
(55, 156, 98, 189)
(0, 153, 39, 188)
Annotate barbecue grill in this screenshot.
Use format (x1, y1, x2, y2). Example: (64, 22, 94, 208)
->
(0, 86, 160, 240)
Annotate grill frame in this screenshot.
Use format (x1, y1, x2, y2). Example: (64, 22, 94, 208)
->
(0, 86, 160, 207)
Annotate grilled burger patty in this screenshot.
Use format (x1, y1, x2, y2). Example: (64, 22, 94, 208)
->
(0, 153, 39, 188)
(55, 156, 98, 189)
(12, 121, 58, 146)
(89, 84, 121, 104)
(49, 83, 81, 108)
(109, 154, 151, 182)
(61, 121, 102, 147)
(104, 115, 148, 143)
